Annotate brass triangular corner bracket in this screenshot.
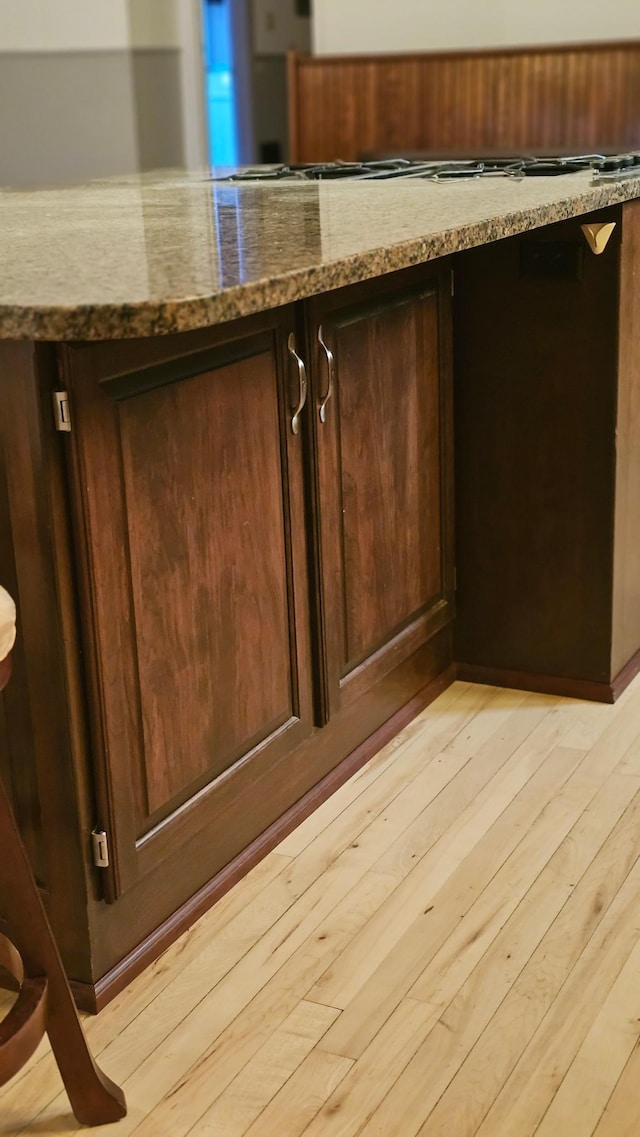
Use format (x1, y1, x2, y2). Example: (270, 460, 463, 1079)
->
(581, 221, 616, 255)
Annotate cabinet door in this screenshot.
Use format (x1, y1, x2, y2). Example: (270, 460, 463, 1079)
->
(308, 267, 454, 720)
(62, 312, 313, 899)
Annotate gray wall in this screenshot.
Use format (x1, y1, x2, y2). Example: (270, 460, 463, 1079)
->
(0, 46, 186, 188)
(313, 0, 640, 53)
(131, 49, 185, 171)
(0, 52, 139, 187)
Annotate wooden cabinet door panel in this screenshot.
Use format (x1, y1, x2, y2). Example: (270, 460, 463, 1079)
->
(63, 314, 312, 897)
(309, 269, 454, 717)
(119, 359, 293, 815)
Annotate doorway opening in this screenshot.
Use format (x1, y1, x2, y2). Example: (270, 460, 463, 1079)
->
(201, 0, 238, 167)
(200, 0, 313, 168)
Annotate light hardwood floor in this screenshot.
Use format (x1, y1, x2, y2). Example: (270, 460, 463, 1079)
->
(3, 678, 640, 1136)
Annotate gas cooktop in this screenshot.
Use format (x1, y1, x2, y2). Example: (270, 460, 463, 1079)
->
(217, 153, 640, 184)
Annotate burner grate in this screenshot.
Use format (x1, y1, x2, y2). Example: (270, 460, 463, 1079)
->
(217, 153, 640, 184)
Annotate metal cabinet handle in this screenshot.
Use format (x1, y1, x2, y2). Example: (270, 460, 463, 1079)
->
(317, 325, 335, 423)
(288, 333, 308, 435)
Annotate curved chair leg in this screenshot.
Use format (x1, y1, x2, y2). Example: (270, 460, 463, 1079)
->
(0, 779, 126, 1124)
(0, 973, 48, 1083)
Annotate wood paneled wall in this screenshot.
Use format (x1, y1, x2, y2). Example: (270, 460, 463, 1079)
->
(288, 41, 640, 161)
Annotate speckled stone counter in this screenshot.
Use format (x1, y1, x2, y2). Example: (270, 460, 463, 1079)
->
(2, 167, 640, 340)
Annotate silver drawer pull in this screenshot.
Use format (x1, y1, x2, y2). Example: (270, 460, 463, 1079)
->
(317, 325, 335, 423)
(288, 333, 308, 435)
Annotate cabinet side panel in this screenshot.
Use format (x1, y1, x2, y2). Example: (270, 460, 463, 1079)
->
(120, 353, 293, 816)
(454, 214, 618, 682)
(612, 199, 640, 678)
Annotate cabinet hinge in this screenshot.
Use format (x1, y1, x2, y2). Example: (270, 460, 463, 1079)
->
(53, 389, 72, 432)
(91, 828, 110, 868)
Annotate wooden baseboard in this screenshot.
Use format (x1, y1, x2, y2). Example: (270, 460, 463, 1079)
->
(456, 661, 617, 703)
(42, 649, 640, 1013)
(610, 647, 640, 701)
(71, 662, 456, 1014)
(457, 650, 640, 703)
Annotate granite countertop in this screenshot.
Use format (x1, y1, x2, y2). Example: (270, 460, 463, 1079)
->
(2, 168, 640, 341)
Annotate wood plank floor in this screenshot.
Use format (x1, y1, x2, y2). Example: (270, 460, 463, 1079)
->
(3, 678, 640, 1136)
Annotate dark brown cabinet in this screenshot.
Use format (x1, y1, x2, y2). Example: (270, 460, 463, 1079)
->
(0, 262, 454, 1004)
(307, 269, 454, 721)
(454, 202, 640, 700)
(2, 205, 640, 1008)
(5, 202, 640, 1007)
(62, 312, 315, 903)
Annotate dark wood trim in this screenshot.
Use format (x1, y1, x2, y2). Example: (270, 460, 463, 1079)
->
(61, 307, 292, 386)
(293, 39, 640, 65)
(59, 641, 640, 1015)
(458, 648, 640, 703)
(610, 646, 640, 702)
(69, 662, 455, 1014)
(456, 662, 616, 704)
(100, 333, 273, 402)
(289, 42, 640, 162)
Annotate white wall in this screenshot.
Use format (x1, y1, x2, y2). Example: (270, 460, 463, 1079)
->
(312, 0, 640, 54)
(128, 0, 181, 48)
(0, 0, 130, 51)
(0, 0, 210, 185)
(0, 0, 185, 52)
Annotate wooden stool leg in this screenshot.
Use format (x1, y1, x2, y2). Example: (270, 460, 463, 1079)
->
(0, 781, 126, 1125)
